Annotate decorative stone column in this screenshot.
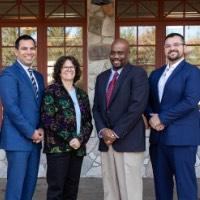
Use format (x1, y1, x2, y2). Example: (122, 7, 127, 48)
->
(80, 0, 115, 177)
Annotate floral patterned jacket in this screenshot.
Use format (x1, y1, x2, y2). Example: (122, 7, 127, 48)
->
(41, 82, 93, 156)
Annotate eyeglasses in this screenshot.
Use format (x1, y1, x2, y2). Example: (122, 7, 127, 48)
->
(62, 66, 75, 70)
(164, 43, 185, 49)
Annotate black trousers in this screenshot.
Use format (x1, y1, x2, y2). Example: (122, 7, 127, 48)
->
(46, 153, 83, 200)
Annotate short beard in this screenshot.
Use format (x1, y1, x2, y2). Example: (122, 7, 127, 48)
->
(167, 51, 181, 62)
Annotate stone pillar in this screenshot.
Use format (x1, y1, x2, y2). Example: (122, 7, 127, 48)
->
(80, 0, 115, 177)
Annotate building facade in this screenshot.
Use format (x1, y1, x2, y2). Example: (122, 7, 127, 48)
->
(0, 0, 200, 177)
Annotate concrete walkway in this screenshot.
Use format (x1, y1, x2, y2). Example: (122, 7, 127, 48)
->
(0, 178, 200, 200)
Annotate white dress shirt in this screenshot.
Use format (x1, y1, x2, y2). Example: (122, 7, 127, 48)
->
(158, 58, 184, 102)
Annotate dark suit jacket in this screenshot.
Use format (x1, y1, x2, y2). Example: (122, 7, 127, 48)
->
(93, 63, 149, 152)
(41, 83, 93, 156)
(147, 60, 200, 145)
(0, 61, 45, 151)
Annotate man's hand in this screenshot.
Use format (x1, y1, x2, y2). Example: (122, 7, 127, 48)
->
(69, 138, 81, 150)
(149, 114, 165, 131)
(155, 124, 165, 131)
(102, 128, 116, 145)
(32, 128, 44, 143)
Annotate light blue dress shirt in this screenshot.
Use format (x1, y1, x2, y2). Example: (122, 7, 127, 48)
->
(69, 88, 81, 135)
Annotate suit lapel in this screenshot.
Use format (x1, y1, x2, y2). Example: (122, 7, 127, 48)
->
(15, 62, 38, 104)
(161, 60, 185, 103)
(108, 64, 131, 107)
(102, 70, 111, 109)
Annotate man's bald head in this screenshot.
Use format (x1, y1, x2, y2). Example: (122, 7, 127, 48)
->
(110, 38, 130, 69)
(111, 38, 130, 52)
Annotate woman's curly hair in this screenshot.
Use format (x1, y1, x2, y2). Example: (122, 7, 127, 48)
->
(53, 55, 81, 84)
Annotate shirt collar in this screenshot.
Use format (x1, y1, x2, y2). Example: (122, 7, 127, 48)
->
(17, 59, 32, 71)
(166, 58, 184, 71)
(111, 67, 123, 75)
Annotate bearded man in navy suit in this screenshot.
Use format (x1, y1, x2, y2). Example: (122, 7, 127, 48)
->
(0, 35, 45, 200)
(93, 38, 149, 200)
(147, 33, 200, 200)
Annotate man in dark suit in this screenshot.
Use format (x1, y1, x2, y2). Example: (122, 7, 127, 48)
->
(147, 33, 200, 200)
(93, 38, 149, 200)
(0, 35, 45, 200)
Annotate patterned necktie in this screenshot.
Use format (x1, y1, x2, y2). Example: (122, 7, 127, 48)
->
(28, 68, 39, 99)
(106, 71, 119, 108)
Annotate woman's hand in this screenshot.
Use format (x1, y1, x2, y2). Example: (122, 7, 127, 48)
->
(69, 138, 81, 150)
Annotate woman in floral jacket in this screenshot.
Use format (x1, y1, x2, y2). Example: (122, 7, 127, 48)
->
(41, 55, 93, 200)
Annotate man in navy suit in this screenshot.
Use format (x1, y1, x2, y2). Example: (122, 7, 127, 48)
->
(93, 38, 149, 200)
(0, 35, 45, 200)
(147, 33, 200, 200)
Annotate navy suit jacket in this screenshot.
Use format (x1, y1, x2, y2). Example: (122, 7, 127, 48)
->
(147, 60, 200, 145)
(93, 63, 149, 152)
(0, 61, 45, 151)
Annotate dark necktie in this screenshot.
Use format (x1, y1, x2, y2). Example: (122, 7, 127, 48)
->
(28, 68, 39, 99)
(106, 71, 119, 108)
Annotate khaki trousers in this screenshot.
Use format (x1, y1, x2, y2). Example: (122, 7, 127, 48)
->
(101, 146, 144, 200)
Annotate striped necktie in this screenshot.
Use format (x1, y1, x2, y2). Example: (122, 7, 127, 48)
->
(28, 68, 39, 99)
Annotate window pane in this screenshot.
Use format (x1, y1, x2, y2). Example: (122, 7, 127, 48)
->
(47, 27, 64, 46)
(2, 28, 18, 46)
(47, 48, 64, 84)
(2, 48, 15, 67)
(129, 47, 137, 64)
(138, 26, 155, 45)
(65, 27, 82, 45)
(138, 47, 155, 65)
(65, 47, 83, 65)
(166, 26, 183, 35)
(120, 27, 137, 45)
(48, 48, 64, 61)
(185, 46, 200, 65)
(20, 27, 37, 39)
(185, 26, 200, 44)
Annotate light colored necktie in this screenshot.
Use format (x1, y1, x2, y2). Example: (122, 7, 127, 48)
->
(158, 67, 170, 102)
(28, 68, 39, 99)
